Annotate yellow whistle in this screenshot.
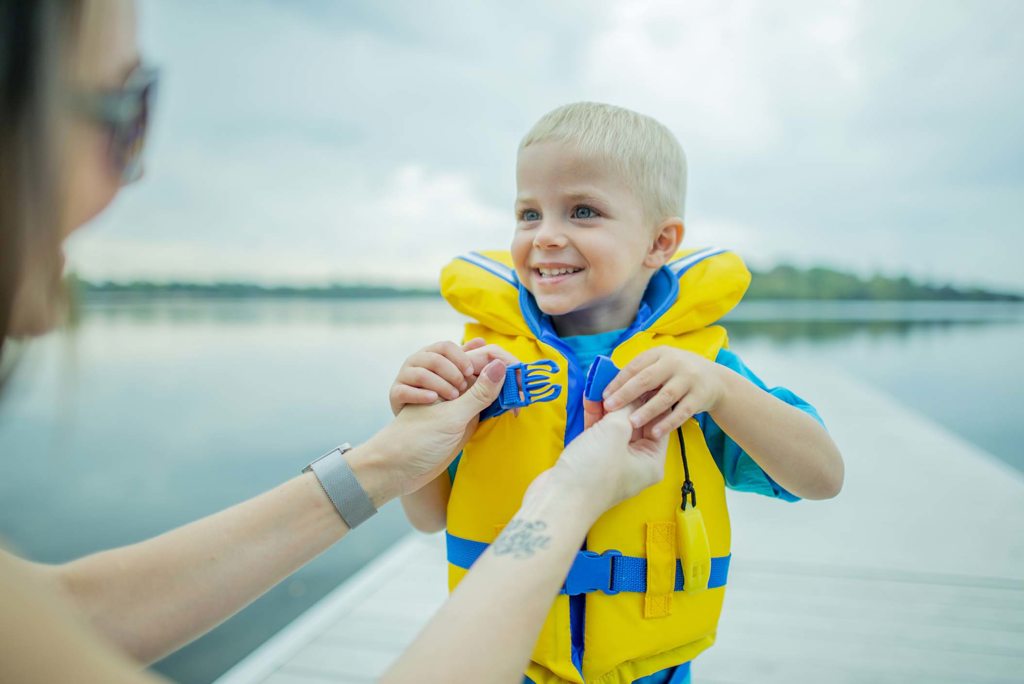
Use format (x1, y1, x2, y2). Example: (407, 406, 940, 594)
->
(676, 506, 711, 593)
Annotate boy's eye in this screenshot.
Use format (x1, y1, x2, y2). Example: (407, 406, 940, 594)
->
(520, 209, 541, 222)
(571, 205, 599, 219)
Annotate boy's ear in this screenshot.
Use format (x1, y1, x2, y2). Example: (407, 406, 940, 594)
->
(644, 218, 685, 268)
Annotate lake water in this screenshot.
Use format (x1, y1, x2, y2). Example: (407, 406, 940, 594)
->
(1, 298, 1021, 683)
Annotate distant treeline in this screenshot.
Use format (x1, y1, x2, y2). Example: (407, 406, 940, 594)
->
(74, 278, 437, 299)
(74, 266, 1022, 302)
(745, 265, 1021, 301)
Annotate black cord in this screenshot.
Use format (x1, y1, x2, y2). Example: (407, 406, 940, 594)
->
(677, 426, 696, 510)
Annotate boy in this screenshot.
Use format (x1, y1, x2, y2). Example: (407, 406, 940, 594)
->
(391, 102, 843, 684)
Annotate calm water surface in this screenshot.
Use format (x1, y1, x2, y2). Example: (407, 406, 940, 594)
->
(1, 298, 1021, 683)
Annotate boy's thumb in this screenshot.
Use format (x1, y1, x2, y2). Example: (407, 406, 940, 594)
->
(451, 360, 506, 418)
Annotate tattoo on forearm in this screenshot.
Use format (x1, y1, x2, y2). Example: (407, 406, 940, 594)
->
(492, 519, 551, 559)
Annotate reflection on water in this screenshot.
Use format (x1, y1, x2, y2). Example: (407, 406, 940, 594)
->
(1, 298, 1021, 683)
(729, 318, 1007, 343)
(725, 301, 1023, 470)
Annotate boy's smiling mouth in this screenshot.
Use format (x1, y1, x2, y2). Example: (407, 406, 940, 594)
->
(533, 262, 585, 285)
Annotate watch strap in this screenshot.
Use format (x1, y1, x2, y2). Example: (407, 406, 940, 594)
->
(304, 444, 377, 529)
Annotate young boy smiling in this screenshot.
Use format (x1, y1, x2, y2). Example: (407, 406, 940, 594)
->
(391, 102, 843, 684)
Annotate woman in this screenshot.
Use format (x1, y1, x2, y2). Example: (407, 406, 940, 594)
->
(0, 2, 667, 682)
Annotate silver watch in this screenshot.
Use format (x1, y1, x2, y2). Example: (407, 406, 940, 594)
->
(303, 444, 377, 529)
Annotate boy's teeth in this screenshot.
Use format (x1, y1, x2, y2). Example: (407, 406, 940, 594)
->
(538, 267, 582, 277)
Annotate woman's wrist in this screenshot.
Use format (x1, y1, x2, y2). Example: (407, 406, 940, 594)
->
(343, 438, 403, 509)
(524, 467, 609, 529)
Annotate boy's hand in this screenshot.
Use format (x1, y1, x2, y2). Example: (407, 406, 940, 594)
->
(600, 347, 726, 437)
(389, 338, 520, 415)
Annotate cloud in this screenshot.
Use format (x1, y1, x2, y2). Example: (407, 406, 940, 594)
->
(67, 0, 1024, 291)
(68, 139, 508, 284)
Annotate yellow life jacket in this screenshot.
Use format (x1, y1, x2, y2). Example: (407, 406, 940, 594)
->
(440, 247, 751, 684)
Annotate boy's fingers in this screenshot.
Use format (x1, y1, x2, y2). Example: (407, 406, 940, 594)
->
(484, 344, 520, 365)
(425, 341, 464, 357)
(651, 403, 692, 438)
(459, 338, 486, 374)
(414, 351, 469, 391)
(602, 350, 659, 400)
(440, 345, 477, 379)
(638, 407, 672, 440)
(628, 384, 682, 429)
(601, 364, 637, 401)
(465, 344, 519, 372)
(426, 341, 475, 377)
(406, 367, 462, 401)
(604, 364, 664, 411)
(393, 386, 440, 410)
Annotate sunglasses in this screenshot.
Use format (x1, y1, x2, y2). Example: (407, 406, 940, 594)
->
(70, 65, 159, 185)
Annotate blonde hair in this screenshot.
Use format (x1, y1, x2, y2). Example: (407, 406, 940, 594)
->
(519, 102, 688, 221)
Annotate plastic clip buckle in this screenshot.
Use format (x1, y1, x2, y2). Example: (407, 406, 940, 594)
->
(562, 549, 622, 596)
(498, 360, 562, 409)
(584, 355, 621, 402)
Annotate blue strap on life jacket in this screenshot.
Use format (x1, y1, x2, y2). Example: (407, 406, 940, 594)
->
(481, 360, 562, 419)
(446, 532, 730, 595)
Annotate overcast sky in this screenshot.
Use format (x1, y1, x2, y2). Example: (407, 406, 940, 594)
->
(66, 0, 1024, 291)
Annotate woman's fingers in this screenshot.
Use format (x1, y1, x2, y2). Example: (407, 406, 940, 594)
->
(583, 398, 605, 429)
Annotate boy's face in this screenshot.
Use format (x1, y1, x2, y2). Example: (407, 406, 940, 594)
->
(512, 140, 658, 332)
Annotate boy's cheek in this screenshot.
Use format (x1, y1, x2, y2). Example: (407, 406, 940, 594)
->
(510, 252, 533, 285)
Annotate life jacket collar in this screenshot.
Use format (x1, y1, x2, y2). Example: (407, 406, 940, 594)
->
(441, 247, 751, 342)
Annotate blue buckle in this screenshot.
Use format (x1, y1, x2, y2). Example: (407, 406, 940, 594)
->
(584, 355, 621, 402)
(498, 360, 561, 409)
(561, 549, 622, 595)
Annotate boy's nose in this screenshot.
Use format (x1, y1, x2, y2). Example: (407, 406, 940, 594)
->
(533, 221, 568, 249)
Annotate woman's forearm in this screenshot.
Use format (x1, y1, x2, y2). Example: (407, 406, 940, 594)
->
(44, 442, 397, 664)
(0, 550, 167, 684)
(383, 474, 600, 684)
(710, 366, 844, 499)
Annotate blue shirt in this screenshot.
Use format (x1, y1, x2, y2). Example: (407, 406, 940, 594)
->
(452, 328, 823, 501)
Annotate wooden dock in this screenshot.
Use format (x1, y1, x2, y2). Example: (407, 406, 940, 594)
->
(215, 351, 1024, 684)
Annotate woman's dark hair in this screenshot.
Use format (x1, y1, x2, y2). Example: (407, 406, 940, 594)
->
(0, 1, 80, 381)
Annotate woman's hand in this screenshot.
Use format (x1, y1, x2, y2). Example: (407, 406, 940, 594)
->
(366, 358, 508, 500)
(529, 402, 669, 518)
(599, 347, 726, 438)
(389, 338, 519, 415)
